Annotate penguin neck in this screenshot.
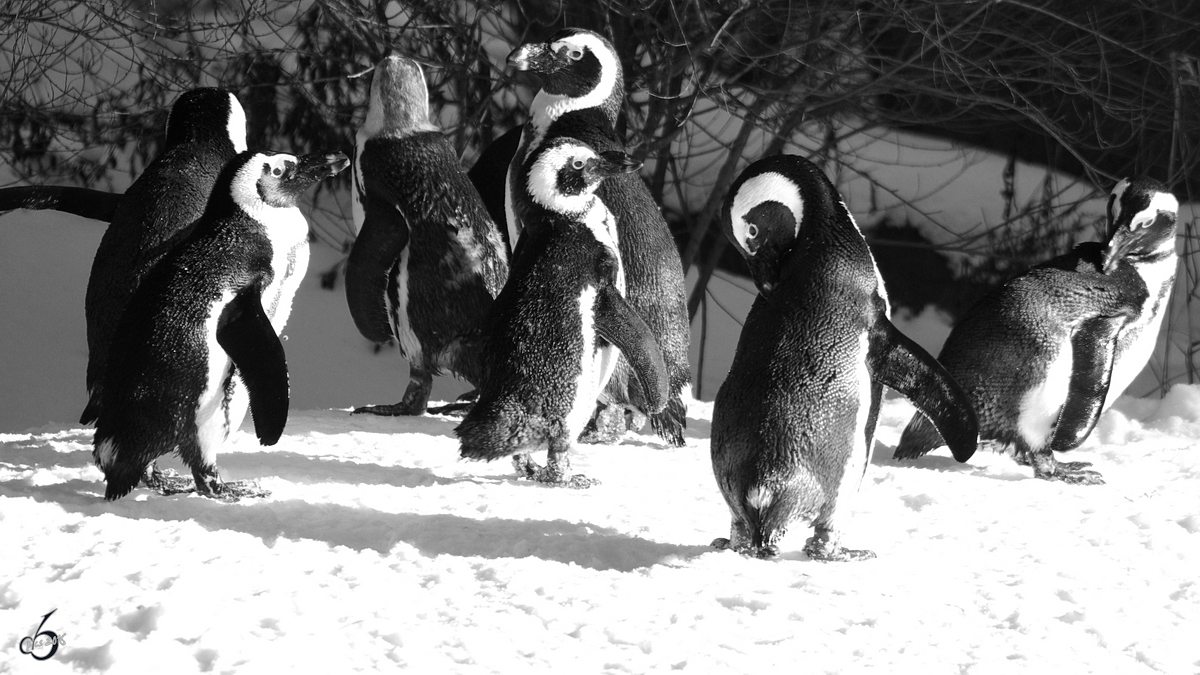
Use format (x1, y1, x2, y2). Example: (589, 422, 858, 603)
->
(527, 71, 622, 151)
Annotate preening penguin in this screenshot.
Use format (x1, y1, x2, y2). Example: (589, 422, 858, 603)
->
(505, 28, 692, 446)
(92, 150, 348, 501)
(456, 137, 669, 488)
(346, 54, 509, 416)
(894, 178, 1176, 485)
(710, 154, 978, 561)
(80, 88, 249, 425)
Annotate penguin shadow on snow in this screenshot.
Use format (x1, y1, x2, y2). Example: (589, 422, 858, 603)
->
(870, 440, 1051, 482)
(7, 477, 707, 572)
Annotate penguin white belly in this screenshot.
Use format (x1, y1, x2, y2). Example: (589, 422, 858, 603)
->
(1107, 260, 1176, 408)
(565, 286, 602, 437)
(389, 247, 422, 362)
(1017, 338, 1073, 450)
(831, 332, 874, 510)
(263, 240, 310, 333)
(196, 289, 239, 466)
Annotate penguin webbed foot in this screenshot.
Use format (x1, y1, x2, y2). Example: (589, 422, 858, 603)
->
(142, 463, 194, 494)
(803, 530, 876, 562)
(426, 390, 479, 417)
(1028, 452, 1105, 485)
(578, 404, 629, 445)
(510, 451, 599, 488)
(351, 400, 426, 416)
(711, 537, 780, 559)
(352, 368, 433, 416)
(191, 468, 271, 501)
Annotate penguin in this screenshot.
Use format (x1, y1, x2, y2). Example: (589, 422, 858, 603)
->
(504, 28, 692, 447)
(92, 150, 349, 501)
(894, 178, 1176, 485)
(346, 54, 509, 416)
(466, 126, 522, 251)
(79, 88, 249, 425)
(456, 137, 669, 488)
(710, 154, 979, 561)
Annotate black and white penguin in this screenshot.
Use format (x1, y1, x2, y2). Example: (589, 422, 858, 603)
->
(93, 150, 349, 501)
(504, 28, 692, 446)
(456, 137, 669, 487)
(711, 154, 978, 561)
(80, 88, 249, 424)
(894, 178, 1176, 485)
(346, 54, 509, 416)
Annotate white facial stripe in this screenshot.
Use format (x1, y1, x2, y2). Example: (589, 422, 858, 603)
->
(226, 93, 248, 153)
(527, 144, 597, 214)
(729, 172, 803, 255)
(528, 33, 620, 149)
(231, 154, 296, 217)
(1130, 191, 1179, 229)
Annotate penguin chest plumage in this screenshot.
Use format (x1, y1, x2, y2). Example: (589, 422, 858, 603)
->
(1108, 256, 1176, 405)
(196, 287, 242, 465)
(1016, 333, 1073, 450)
(387, 246, 423, 362)
(565, 285, 605, 436)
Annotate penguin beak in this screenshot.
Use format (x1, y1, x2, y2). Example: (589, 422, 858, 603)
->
(1101, 228, 1135, 273)
(508, 43, 552, 73)
(1101, 210, 1175, 272)
(296, 152, 351, 182)
(593, 151, 642, 178)
(745, 253, 781, 297)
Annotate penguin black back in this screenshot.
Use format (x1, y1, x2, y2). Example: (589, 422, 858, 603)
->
(711, 154, 977, 560)
(346, 55, 509, 417)
(80, 88, 247, 424)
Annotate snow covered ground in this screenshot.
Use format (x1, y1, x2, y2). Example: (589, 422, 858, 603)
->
(2, 387, 1199, 673)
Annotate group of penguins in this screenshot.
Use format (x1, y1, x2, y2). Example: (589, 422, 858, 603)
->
(4, 28, 1180, 562)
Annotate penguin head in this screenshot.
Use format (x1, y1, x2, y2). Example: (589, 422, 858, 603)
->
(1102, 177, 1179, 272)
(507, 28, 623, 123)
(228, 151, 350, 212)
(722, 156, 819, 295)
(165, 88, 247, 154)
(525, 137, 641, 215)
(363, 55, 438, 138)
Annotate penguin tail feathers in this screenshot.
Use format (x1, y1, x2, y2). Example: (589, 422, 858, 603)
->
(893, 412, 945, 461)
(93, 437, 139, 501)
(456, 401, 542, 462)
(741, 486, 793, 558)
(649, 394, 687, 447)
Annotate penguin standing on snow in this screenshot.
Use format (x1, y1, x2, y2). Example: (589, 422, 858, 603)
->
(79, 88, 249, 424)
(503, 28, 692, 446)
(894, 178, 1177, 485)
(93, 150, 348, 501)
(711, 155, 978, 561)
(346, 54, 509, 416)
(457, 137, 669, 488)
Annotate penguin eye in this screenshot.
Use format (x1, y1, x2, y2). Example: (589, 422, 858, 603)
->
(571, 159, 585, 170)
(272, 167, 283, 177)
(747, 223, 759, 238)
(568, 49, 583, 61)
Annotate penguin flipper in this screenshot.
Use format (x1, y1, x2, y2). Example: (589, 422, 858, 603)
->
(0, 185, 123, 221)
(216, 288, 289, 446)
(1049, 315, 1125, 452)
(594, 285, 669, 415)
(345, 176, 410, 344)
(870, 316, 979, 462)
